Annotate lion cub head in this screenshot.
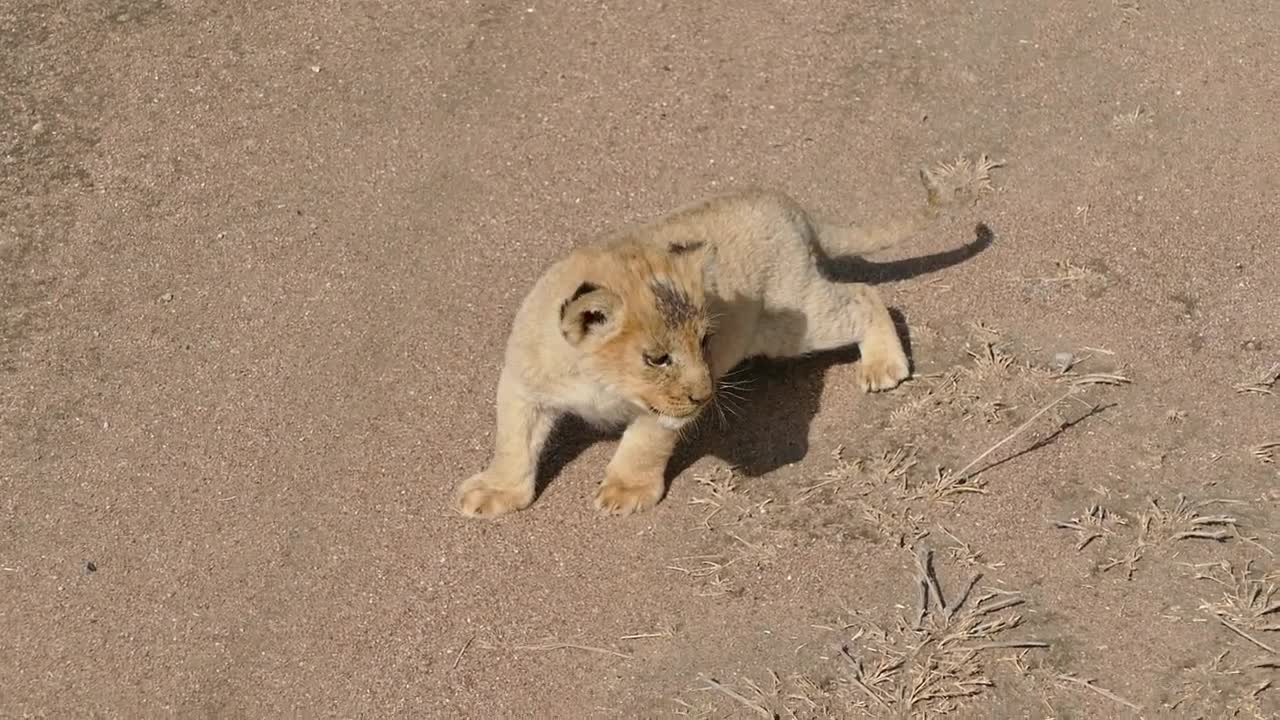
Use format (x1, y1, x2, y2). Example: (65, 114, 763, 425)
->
(559, 240, 717, 429)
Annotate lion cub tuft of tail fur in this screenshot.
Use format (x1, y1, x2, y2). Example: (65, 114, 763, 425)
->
(456, 156, 998, 518)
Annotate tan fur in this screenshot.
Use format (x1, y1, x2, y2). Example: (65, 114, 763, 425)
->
(456, 160, 994, 518)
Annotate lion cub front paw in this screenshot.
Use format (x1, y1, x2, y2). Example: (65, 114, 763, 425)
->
(594, 472, 664, 516)
(456, 472, 533, 518)
(857, 349, 910, 393)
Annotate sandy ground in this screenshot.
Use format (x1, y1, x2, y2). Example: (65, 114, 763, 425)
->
(3, 1, 1279, 718)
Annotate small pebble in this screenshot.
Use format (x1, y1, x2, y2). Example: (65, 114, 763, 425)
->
(159, 292, 174, 303)
(1051, 352, 1075, 372)
(1242, 339, 1264, 352)
(84, 561, 97, 574)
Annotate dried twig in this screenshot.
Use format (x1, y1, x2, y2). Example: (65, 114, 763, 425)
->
(916, 547, 950, 620)
(1055, 673, 1142, 711)
(695, 677, 772, 718)
(1065, 372, 1132, 387)
(1217, 616, 1279, 655)
(939, 372, 1129, 490)
(452, 634, 475, 670)
(510, 641, 632, 659)
(621, 631, 665, 642)
(1252, 441, 1280, 464)
(1100, 545, 1145, 580)
(1234, 363, 1280, 395)
(792, 479, 836, 503)
(620, 628, 675, 641)
(969, 640, 1051, 651)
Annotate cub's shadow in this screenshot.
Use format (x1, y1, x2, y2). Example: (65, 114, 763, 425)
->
(666, 301, 915, 481)
(533, 348, 858, 494)
(667, 347, 863, 479)
(533, 223, 992, 497)
(819, 221, 994, 284)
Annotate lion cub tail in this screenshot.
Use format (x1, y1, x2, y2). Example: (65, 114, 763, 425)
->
(813, 154, 1001, 256)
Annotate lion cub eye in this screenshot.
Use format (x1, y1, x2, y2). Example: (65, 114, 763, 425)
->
(644, 353, 672, 368)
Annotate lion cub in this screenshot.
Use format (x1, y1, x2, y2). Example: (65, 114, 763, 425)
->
(457, 158, 996, 518)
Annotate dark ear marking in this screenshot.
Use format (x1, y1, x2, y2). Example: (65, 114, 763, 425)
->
(559, 283, 620, 345)
(579, 309, 607, 330)
(560, 282, 599, 322)
(668, 241, 704, 255)
(569, 281, 598, 302)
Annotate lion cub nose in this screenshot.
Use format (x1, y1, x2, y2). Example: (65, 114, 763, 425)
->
(687, 391, 712, 405)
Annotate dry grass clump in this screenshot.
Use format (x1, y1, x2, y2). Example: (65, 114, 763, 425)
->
(1167, 646, 1278, 717)
(837, 548, 1048, 716)
(688, 465, 773, 530)
(677, 549, 1048, 718)
(1056, 495, 1240, 579)
(925, 154, 1003, 206)
(1055, 503, 1127, 551)
(1195, 560, 1280, 647)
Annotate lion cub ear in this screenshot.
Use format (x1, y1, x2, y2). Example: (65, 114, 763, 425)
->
(668, 240, 718, 278)
(559, 282, 622, 346)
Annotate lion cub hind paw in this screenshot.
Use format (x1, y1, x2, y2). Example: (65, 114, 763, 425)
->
(456, 474, 533, 518)
(857, 354, 910, 393)
(594, 476, 664, 516)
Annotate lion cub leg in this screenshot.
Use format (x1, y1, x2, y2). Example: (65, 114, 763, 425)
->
(456, 377, 556, 518)
(595, 415, 678, 516)
(805, 283, 910, 392)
